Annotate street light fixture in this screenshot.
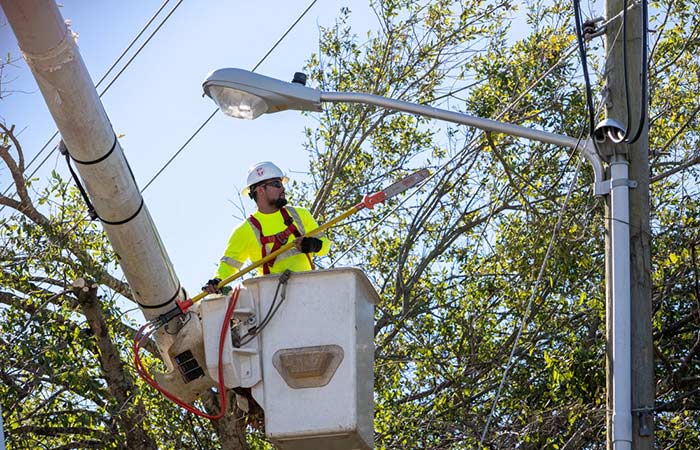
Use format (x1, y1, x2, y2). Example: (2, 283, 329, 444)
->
(203, 68, 321, 119)
(203, 67, 632, 450)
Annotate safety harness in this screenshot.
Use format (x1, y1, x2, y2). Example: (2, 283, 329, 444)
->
(247, 207, 313, 274)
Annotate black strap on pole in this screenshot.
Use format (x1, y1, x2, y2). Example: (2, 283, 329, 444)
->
(59, 137, 144, 225)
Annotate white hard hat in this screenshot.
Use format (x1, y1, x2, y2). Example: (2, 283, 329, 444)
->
(242, 161, 289, 195)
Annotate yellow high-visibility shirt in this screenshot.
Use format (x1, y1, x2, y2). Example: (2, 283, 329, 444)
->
(215, 206, 330, 279)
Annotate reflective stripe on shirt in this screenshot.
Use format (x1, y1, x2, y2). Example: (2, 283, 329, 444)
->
(220, 256, 242, 268)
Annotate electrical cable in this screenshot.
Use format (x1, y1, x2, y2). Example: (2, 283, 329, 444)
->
(140, 0, 319, 192)
(621, 0, 632, 141)
(140, 109, 218, 193)
(237, 270, 291, 347)
(134, 285, 241, 420)
(97, 0, 185, 97)
(619, 0, 648, 144)
(600, 0, 647, 145)
(572, 0, 597, 138)
(95, 0, 177, 91)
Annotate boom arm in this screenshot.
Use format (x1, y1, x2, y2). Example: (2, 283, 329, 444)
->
(1, 0, 186, 320)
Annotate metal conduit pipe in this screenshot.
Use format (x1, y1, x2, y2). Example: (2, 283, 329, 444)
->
(610, 155, 632, 450)
(1, 0, 186, 320)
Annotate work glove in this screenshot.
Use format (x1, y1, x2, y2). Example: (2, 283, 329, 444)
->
(299, 237, 323, 253)
(202, 278, 222, 294)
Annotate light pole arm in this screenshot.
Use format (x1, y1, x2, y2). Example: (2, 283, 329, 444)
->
(321, 91, 606, 195)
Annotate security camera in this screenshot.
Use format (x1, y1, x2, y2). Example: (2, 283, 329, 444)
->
(593, 118, 626, 144)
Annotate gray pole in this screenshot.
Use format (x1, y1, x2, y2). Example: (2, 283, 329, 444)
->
(603, 0, 653, 449)
(0, 402, 5, 450)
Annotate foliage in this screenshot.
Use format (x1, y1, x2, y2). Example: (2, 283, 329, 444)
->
(293, 0, 700, 448)
(0, 129, 251, 448)
(2, 0, 700, 448)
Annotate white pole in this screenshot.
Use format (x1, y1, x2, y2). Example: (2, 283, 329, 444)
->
(610, 155, 632, 450)
(0, 402, 5, 450)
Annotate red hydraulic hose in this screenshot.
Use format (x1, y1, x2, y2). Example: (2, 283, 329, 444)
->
(134, 285, 241, 419)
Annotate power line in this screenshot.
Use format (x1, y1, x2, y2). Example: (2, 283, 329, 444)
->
(1, 0, 184, 212)
(478, 121, 587, 447)
(140, 0, 319, 192)
(140, 108, 218, 193)
(95, 0, 177, 91)
(97, 0, 185, 97)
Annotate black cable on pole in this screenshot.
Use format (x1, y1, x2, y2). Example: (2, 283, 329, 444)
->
(572, 0, 597, 138)
(626, 0, 648, 144)
(621, 0, 632, 141)
(620, 0, 648, 144)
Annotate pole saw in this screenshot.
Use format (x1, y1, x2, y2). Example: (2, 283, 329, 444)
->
(178, 168, 429, 310)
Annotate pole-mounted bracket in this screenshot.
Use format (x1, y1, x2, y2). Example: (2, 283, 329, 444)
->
(582, 17, 606, 40)
(633, 407, 654, 437)
(579, 138, 608, 197)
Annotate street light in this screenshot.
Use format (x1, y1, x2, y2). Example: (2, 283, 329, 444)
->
(203, 68, 322, 119)
(203, 67, 632, 450)
(203, 68, 606, 193)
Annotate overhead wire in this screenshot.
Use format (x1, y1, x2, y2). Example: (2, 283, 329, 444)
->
(140, 0, 319, 192)
(477, 119, 588, 446)
(96, 0, 184, 97)
(1, 0, 184, 213)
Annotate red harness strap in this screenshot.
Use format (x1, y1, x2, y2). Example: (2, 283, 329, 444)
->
(247, 207, 313, 274)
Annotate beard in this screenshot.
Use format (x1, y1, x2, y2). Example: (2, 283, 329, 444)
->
(273, 197, 288, 209)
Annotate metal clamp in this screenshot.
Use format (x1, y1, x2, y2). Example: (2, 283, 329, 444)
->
(595, 178, 637, 196)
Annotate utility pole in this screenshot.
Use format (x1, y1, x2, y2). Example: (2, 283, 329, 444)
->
(603, 0, 654, 449)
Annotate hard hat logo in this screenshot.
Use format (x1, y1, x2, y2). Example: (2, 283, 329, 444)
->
(242, 161, 289, 196)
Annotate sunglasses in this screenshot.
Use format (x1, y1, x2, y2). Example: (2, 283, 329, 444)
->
(261, 180, 284, 189)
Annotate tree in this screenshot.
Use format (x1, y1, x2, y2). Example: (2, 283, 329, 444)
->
(294, 0, 700, 448)
(0, 122, 256, 449)
(3, 0, 700, 448)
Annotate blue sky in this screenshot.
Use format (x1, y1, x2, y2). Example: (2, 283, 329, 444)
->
(1, 0, 375, 299)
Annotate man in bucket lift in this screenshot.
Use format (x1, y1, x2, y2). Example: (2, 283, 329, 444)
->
(203, 161, 330, 293)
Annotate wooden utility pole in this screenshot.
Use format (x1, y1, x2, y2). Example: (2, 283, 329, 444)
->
(603, 0, 654, 449)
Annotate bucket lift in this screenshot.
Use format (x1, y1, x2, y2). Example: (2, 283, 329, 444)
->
(160, 268, 377, 450)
